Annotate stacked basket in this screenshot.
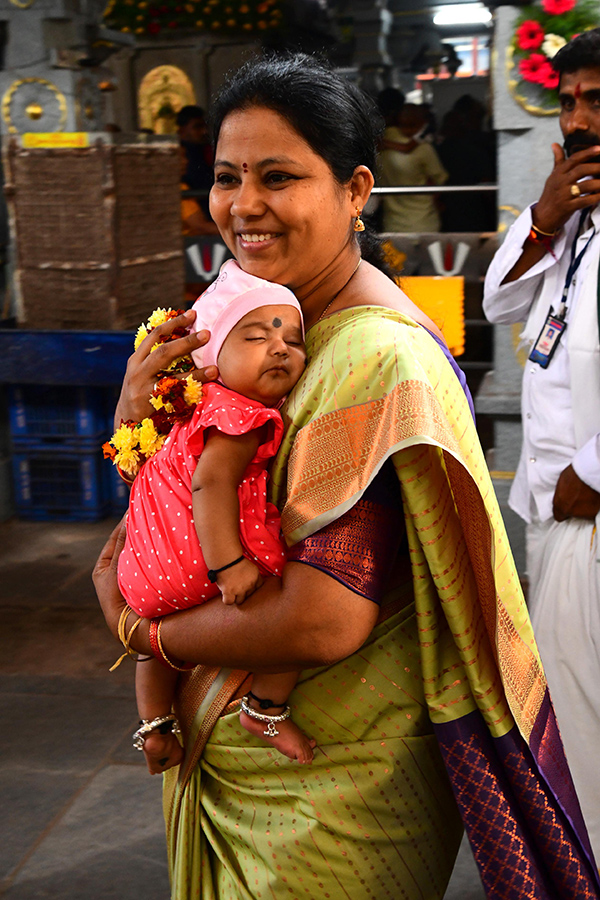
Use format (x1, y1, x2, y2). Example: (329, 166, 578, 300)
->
(9, 385, 128, 520)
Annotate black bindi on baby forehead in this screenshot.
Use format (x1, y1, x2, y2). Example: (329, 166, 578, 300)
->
(272, 317, 282, 328)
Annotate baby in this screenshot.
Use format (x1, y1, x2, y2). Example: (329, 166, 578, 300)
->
(117, 260, 315, 772)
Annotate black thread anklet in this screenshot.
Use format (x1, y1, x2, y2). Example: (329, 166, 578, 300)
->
(247, 690, 288, 710)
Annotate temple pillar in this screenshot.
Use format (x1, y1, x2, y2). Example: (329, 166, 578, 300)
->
(345, 0, 392, 93)
(476, 6, 564, 575)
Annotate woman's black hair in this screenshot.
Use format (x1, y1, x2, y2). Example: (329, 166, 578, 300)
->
(210, 52, 395, 278)
(552, 28, 600, 76)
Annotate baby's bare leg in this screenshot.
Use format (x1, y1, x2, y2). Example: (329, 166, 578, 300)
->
(136, 658, 184, 774)
(239, 671, 316, 764)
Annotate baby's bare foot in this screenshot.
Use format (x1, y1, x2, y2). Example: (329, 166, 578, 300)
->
(240, 710, 316, 763)
(142, 730, 184, 774)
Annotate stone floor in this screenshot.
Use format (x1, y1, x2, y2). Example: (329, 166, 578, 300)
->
(0, 517, 485, 899)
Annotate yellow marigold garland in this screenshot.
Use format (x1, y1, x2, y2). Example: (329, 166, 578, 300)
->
(102, 309, 202, 478)
(134, 307, 195, 373)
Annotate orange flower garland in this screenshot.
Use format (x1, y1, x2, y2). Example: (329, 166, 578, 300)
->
(102, 308, 203, 478)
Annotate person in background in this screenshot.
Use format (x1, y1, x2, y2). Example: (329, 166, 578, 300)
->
(438, 94, 496, 232)
(180, 145, 218, 237)
(419, 101, 437, 144)
(379, 103, 448, 232)
(376, 86, 405, 129)
(177, 105, 214, 220)
(177, 104, 210, 145)
(179, 140, 219, 305)
(483, 27, 600, 859)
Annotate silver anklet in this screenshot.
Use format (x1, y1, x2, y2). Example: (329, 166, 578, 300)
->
(239, 695, 291, 737)
(132, 714, 181, 750)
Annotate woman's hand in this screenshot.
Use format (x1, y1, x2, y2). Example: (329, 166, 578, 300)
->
(92, 518, 130, 640)
(93, 525, 378, 673)
(115, 309, 219, 425)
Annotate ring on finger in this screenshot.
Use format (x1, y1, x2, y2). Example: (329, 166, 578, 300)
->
(571, 183, 581, 198)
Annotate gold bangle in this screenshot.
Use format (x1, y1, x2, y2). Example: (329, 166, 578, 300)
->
(110, 605, 142, 671)
(117, 605, 132, 644)
(125, 615, 143, 655)
(530, 222, 557, 238)
(156, 619, 194, 671)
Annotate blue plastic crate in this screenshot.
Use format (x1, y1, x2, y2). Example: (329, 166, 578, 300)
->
(12, 440, 110, 521)
(9, 385, 109, 440)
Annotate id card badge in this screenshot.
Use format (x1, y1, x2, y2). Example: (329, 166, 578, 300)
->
(528, 313, 567, 368)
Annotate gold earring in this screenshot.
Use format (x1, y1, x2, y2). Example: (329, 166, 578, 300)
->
(354, 207, 365, 232)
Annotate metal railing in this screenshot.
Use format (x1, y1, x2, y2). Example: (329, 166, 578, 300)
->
(182, 184, 499, 198)
(371, 185, 498, 195)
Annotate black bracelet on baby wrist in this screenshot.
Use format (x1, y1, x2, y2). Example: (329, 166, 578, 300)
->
(207, 555, 245, 583)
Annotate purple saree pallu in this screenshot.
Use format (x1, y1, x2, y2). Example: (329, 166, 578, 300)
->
(436, 696, 599, 898)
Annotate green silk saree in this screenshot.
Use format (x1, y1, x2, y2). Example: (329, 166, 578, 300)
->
(164, 307, 599, 899)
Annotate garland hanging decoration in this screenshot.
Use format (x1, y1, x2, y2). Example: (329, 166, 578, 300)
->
(103, 0, 284, 37)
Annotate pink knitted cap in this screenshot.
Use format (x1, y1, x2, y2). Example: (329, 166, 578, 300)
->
(190, 259, 304, 370)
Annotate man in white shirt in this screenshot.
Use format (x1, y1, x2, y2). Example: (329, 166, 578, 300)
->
(483, 29, 600, 860)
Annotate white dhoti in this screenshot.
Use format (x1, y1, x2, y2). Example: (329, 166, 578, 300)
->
(527, 518, 600, 863)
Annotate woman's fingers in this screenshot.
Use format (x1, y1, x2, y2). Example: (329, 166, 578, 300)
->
(92, 517, 128, 636)
(138, 309, 197, 357)
(193, 364, 219, 384)
(142, 333, 202, 371)
(136, 312, 212, 379)
(92, 516, 127, 581)
(116, 319, 213, 422)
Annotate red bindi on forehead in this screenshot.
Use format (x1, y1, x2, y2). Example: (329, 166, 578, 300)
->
(575, 83, 582, 98)
(242, 162, 248, 171)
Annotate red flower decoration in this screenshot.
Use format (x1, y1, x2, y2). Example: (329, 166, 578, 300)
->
(147, 20, 161, 32)
(538, 61, 560, 89)
(519, 53, 548, 83)
(541, 0, 576, 13)
(516, 20, 545, 50)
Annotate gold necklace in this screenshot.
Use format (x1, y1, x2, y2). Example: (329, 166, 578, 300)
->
(317, 258, 362, 322)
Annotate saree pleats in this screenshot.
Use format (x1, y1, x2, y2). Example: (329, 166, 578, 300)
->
(167, 307, 599, 898)
(167, 601, 462, 899)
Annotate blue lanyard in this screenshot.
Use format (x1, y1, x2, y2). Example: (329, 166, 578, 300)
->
(558, 209, 596, 318)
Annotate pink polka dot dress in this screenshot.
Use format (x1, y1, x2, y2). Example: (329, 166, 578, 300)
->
(118, 383, 287, 617)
